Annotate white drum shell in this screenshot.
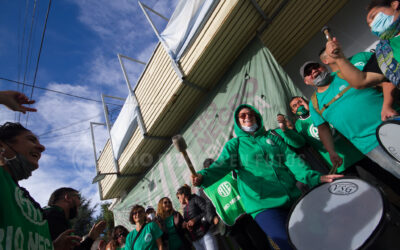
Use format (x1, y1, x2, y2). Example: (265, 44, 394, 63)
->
(288, 178, 384, 250)
(377, 118, 400, 162)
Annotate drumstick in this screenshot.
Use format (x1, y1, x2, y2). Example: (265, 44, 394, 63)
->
(172, 135, 197, 175)
(328, 165, 338, 175)
(321, 26, 339, 55)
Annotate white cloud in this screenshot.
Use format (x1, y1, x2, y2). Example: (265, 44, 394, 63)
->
(18, 82, 110, 213)
(71, 0, 177, 96)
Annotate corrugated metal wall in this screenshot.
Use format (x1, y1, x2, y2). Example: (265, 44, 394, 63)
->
(97, 0, 348, 199)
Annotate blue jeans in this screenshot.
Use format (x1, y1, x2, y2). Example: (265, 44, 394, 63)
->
(192, 231, 218, 250)
(255, 208, 293, 250)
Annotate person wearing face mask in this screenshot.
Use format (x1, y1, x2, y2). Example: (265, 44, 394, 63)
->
(319, 47, 399, 121)
(289, 96, 397, 180)
(301, 59, 400, 180)
(43, 187, 107, 249)
(145, 206, 157, 223)
(191, 104, 343, 250)
(324, 0, 400, 89)
(0, 122, 83, 250)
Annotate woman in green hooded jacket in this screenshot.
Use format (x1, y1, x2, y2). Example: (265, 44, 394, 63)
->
(192, 104, 343, 250)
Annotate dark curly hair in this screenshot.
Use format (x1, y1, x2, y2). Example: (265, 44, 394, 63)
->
(112, 225, 129, 241)
(129, 205, 145, 224)
(176, 184, 191, 197)
(0, 122, 29, 143)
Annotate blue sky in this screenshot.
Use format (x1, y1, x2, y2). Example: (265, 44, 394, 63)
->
(0, 0, 178, 211)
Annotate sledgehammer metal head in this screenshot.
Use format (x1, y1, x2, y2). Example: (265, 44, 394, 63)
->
(321, 25, 339, 55)
(172, 134, 187, 152)
(321, 26, 332, 41)
(172, 134, 197, 175)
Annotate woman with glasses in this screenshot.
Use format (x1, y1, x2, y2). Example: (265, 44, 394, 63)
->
(106, 225, 129, 250)
(191, 104, 343, 250)
(125, 205, 164, 250)
(156, 197, 191, 250)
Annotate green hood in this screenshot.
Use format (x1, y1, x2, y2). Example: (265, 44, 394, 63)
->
(234, 104, 266, 137)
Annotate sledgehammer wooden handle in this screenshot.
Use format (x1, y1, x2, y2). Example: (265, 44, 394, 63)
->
(172, 135, 197, 175)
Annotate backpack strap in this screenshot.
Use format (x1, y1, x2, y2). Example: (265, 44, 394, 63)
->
(133, 222, 147, 247)
(310, 86, 351, 116)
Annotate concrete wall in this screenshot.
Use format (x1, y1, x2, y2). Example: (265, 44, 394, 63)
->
(283, 0, 379, 97)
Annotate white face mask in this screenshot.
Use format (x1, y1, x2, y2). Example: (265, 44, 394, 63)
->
(241, 124, 258, 133)
(147, 212, 155, 221)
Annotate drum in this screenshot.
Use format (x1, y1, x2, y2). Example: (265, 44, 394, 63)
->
(376, 116, 400, 162)
(287, 178, 400, 250)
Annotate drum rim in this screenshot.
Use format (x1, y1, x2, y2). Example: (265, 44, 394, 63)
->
(376, 119, 400, 163)
(286, 177, 389, 250)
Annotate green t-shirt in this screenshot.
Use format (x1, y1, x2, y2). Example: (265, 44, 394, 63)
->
(125, 221, 163, 250)
(295, 116, 364, 173)
(203, 173, 246, 226)
(164, 215, 182, 250)
(0, 167, 54, 250)
(389, 35, 400, 61)
(309, 52, 382, 154)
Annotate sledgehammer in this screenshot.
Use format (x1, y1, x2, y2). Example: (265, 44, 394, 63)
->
(321, 25, 339, 55)
(172, 135, 197, 175)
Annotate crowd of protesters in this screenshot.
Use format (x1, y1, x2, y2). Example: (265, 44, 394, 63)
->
(3, 0, 400, 249)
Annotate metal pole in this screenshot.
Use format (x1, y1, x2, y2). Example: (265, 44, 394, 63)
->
(90, 122, 106, 171)
(117, 53, 148, 135)
(138, 1, 206, 91)
(118, 54, 135, 94)
(102, 94, 120, 173)
(119, 54, 146, 65)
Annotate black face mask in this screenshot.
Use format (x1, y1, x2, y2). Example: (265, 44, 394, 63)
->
(4, 143, 36, 181)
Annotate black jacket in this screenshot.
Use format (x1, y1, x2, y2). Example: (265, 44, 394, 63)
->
(43, 206, 93, 250)
(183, 194, 215, 240)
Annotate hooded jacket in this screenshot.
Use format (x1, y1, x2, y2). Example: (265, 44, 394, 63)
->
(198, 104, 321, 217)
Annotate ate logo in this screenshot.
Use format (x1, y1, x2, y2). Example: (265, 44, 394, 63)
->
(218, 182, 232, 197)
(15, 187, 46, 226)
(309, 124, 319, 139)
(144, 233, 152, 243)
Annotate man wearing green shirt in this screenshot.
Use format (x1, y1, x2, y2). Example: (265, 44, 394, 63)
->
(300, 57, 400, 179)
(289, 96, 364, 174)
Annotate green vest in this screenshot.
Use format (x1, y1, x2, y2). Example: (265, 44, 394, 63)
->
(203, 173, 246, 226)
(0, 167, 53, 250)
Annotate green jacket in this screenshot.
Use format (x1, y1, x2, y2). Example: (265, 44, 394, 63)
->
(198, 104, 321, 217)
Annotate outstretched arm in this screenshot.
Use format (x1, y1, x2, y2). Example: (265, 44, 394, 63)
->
(0, 90, 37, 113)
(326, 38, 385, 89)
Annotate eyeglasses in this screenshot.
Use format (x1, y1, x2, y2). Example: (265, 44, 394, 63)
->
(117, 233, 127, 238)
(163, 200, 171, 205)
(304, 63, 321, 77)
(132, 210, 145, 215)
(238, 112, 255, 119)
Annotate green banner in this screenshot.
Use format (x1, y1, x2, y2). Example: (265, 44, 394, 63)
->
(203, 173, 245, 226)
(113, 37, 302, 230)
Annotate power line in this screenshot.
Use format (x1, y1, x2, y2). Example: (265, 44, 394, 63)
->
(38, 106, 120, 137)
(0, 77, 122, 106)
(39, 127, 90, 140)
(26, 0, 52, 127)
(21, 0, 38, 95)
